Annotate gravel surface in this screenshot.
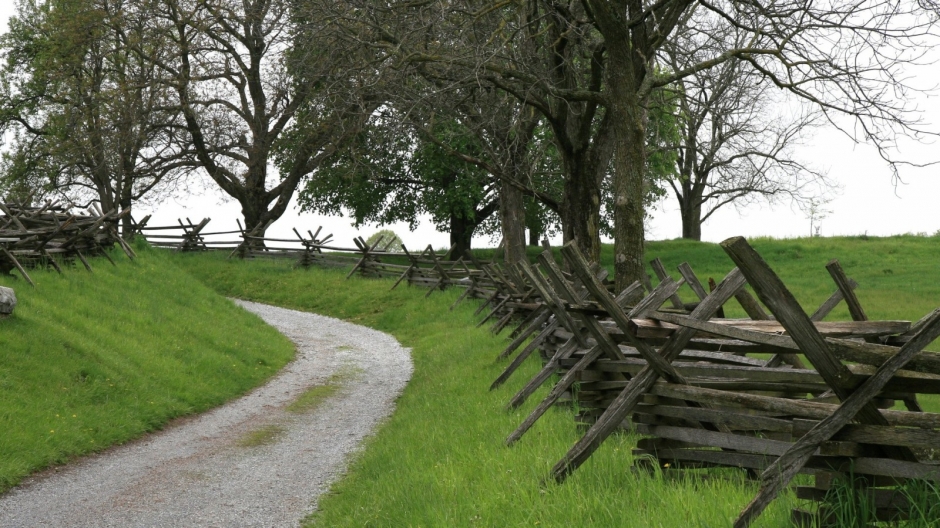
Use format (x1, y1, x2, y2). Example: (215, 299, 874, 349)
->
(0, 299, 413, 527)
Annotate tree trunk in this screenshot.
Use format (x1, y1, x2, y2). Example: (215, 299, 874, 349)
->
(449, 213, 474, 259)
(93, 172, 116, 217)
(120, 198, 134, 236)
(525, 197, 543, 246)
(680, 197, 703, 241)
(607, 45, 647, 290)
(675, 172, 705, 241)
(560, 161, 602, 265)
(119, 174, 135, 236)
(500, 178, 527, 264)
(528, 226, 541, 247)
(240, 185, 273, 247)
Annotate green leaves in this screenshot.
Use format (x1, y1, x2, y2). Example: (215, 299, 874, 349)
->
(299, 114, 495, 235)
(0, 0, 187, 211)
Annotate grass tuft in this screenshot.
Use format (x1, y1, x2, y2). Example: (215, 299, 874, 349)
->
(286, 367, 361, 414)
(815, 473, 940, 527)
(236, 424, 288, 448)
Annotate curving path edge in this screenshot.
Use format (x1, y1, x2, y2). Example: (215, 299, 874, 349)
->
(0, 299, 413, 527)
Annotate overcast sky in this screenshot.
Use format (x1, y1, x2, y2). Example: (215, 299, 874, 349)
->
(2, 5, 938, 249)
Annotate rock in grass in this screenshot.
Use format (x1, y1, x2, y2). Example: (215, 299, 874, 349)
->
(0, 286, 15, 316)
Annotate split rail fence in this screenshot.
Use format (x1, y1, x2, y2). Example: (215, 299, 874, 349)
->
(135, 217, 501, 293)
(485, 239, 940, 527)
(0, 200, 136, 286)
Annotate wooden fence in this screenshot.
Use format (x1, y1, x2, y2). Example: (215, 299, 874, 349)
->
(135, 218, 504, 292)
(0, 200, 136, 286)
(488, 239, 940, 527)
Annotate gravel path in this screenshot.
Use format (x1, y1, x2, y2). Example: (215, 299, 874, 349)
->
(0, 299, 413, 528)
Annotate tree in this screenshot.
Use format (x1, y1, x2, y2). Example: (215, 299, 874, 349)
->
(406, 89, 555, 264)
(368, 2, 685, 269)
(413, 116, 504, 258)
(300, 110, 500, 258)
(365, 229, 403, 252)
(582, 0, 939, 288)
(0, 0, 190, 231)
(151, 0, 379, 237)
(487, 2, 613, 265)
(352, 1, 613, 264)
(804, 196, 832, 238)
(661, 18, 830, 241)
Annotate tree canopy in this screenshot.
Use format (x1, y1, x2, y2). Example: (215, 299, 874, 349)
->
(1, 0, 937, 285)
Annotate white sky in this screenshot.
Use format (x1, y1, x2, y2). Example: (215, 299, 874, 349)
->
(2, 5, 938, 249)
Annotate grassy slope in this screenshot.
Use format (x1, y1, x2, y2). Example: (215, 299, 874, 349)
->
(0, 242, 295, 492)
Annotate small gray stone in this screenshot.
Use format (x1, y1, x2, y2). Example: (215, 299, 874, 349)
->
(0, 286, 15, 315)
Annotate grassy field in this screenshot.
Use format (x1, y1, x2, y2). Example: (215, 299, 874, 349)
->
(641, 235, 940, 322)
(176, 235, 940, 527)
(481, 234, 940, 321)
(4, 234, 939, 525)
(0, 241, 295, 493)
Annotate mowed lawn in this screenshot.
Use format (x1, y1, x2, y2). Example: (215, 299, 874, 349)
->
(175, 234, 940, 527)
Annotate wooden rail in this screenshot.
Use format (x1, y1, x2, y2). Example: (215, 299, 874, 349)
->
(0, 200, 135, 286)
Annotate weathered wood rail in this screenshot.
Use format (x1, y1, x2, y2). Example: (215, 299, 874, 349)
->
(489, 238, 940, 527)
(0, 200, 135, 285)
(139, 217, 235, 252)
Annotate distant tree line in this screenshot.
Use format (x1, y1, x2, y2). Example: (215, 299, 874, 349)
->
(1, 0, 937, 287)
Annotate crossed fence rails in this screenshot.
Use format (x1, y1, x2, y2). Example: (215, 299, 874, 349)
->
(0, 200, 136, 286)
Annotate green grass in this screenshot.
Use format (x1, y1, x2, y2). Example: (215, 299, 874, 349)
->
(236, 424, 288, 448)
(5, 234, 937, 525)
(176, 235, 940, 527)
(641, 235, 940, 322)
(235, 368, 360, 448)
(0, 241, 295, 492)
(286, 368, 360, 414)
(817, 473, 940, 527)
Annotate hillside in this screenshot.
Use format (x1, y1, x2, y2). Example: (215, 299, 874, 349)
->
(641, 235, 940, 321)
(0, 242, 295, 492)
